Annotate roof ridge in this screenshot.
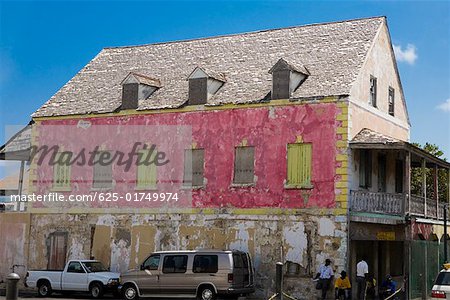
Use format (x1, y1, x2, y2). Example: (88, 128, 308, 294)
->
(103, 16, 386, 50)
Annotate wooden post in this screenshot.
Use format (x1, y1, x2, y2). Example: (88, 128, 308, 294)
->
(405, 151, 411, 214)
(18, 160, 25, 197)
(423, 159, 427, 217)
(434, 165, 439, 219)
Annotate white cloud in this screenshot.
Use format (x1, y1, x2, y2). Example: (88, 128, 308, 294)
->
(393, 44, 418, 65)
(437, 98, 450, 112)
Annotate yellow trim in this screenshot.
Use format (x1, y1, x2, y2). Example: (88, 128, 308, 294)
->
(32, 97, 344, 122)
(28, 206, 347, 215)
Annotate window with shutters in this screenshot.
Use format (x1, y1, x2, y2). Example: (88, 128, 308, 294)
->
(388, 87, 395, 116)
(136, 149, 157, 189)
(183, 149, 204, 187)
(370, 76, 377, 107)
(92, 151, 113, 189)
(53, 152, 71, 190)
(286, 143, 312, 188)
(233, 146, 255, 185)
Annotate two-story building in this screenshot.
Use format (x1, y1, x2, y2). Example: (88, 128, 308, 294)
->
(1, 16, 449, 298)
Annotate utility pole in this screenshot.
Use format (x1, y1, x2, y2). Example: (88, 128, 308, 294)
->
(445, 203, 448, 263)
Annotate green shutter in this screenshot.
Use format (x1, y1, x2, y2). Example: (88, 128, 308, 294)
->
(287, 143, 312, 187)
(137, 149, 157, 189)
(53, 152, 71, 189)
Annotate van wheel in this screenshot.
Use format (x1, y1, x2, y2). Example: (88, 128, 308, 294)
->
(90, 282, 104, 299)
(37, 280, 52, 297)
(123, 284, 139, 300)
(198, 286, 216, 300)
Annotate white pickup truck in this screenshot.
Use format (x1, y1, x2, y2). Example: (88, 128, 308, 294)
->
(25, 260, 120, 298)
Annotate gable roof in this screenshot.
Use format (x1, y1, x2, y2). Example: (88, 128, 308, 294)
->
(121, 72, 162, 87)
(33, 16, 385, 117)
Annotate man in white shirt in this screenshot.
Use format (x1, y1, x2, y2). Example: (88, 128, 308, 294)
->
(356, 257, 369, 299)
(317, 258, 334, 299)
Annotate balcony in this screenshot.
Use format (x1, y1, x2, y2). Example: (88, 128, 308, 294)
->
(350, 190, 405, 216)
(350, 191, 446, 220)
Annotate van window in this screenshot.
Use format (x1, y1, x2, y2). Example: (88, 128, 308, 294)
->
(143, 255, 160, 270)
(233, 253, 244, 268)
(193, 255, 218, 273)
(162, 255, 188, 273)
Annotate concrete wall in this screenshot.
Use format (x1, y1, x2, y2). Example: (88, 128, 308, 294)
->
(27, 212, 347, 299)
(349, 21, 410, 141)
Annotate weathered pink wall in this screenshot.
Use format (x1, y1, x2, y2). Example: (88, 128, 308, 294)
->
(34, 103, 339, 208)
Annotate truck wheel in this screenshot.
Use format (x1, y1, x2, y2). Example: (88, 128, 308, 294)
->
(90, 282, 104, 299)
(122, 284, 139, 300)
(198, 286, 216, 300)
(37, 281, 52, 297)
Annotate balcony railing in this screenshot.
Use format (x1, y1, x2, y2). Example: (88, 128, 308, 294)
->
(351, 191, 445, 219)
(350, 190, 405, 216)
(410, 194, 444, 219)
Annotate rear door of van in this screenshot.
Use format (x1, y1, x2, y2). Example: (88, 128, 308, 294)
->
(242, 252, 254, 287)
(232, 252, 245, 289)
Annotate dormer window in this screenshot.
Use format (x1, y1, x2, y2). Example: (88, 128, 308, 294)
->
(187, 67, 226, 105)
(269, 58, 309, 100)
(121, 72, 161, 110)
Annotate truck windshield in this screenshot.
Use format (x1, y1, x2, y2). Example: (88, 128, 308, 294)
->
(82, 262, 108, 273)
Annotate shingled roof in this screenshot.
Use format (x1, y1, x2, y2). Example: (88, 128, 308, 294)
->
(33, 17, 385, 117)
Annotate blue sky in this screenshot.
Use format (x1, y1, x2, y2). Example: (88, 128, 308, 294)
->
(0, 0, 449, 165)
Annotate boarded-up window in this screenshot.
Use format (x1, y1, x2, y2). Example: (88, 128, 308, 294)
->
(48, 232, 67, 270)
(272, 69, 291, 100)
(53, 152, 71, 189)
(287, 143, 312, 187)
(370, 76, 377, 107)
(136, 149, 157, 189)
(388, 87, 395, 116)
(188, 78, 207, 105)
(93, 151, 113, 189)
(183, 149, 204, 187)
(233, 147, 255, 184)
(359, 149, 372, 188)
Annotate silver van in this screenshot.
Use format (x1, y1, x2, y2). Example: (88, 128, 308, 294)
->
(119, 250, 255, 300)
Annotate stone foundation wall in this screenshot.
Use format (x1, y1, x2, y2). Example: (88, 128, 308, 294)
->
(27, 211, 347, 299)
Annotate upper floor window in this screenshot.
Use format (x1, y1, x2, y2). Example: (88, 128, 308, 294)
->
(136, 149, 157, 189)
(53, 151, 72, 190)
(369, 76, 377, 108)
(93, 151, 113, 189)
(388, 87, 395, 116)
(286, 143, 312, 188)
(183, 148, 205, 187)
(233, 146, 255, 185)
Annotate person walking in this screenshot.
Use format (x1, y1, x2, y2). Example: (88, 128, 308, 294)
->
(317, 258, 334, 299)
(356, 257, 369, 300)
